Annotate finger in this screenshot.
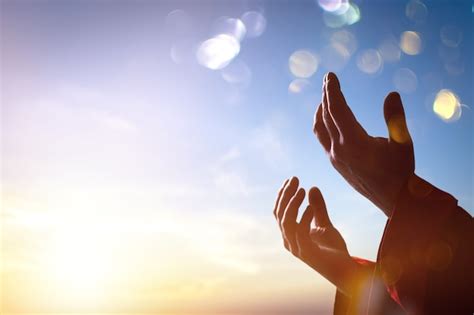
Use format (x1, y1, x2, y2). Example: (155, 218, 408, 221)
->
(281, 188, 306, 252)
(326, 72, 365, 140)
(296, 206, 318, 258)
(313, 103, 331, 152)
(383, 92, 413, 146)
(308, 187, 332, 227)
(273, 179, 289, 219)
(321, 75, 340, 144)
(299, 205, 314, 234)
(276, 176, 299, 222)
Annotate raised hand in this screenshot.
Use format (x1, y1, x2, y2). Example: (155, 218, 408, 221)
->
(274, 177, 363, 295)
(313, 72, 415, 217)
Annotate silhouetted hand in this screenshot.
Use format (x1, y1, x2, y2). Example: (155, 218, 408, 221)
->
(274, 177, 362, 294)
(313, 72, 415, 217)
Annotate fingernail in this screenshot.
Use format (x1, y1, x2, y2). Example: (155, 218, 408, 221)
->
(327, 72, 340, 90)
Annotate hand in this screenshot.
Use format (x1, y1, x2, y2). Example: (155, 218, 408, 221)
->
(274, 177, 360, 294)
(313, 72, 415, 217)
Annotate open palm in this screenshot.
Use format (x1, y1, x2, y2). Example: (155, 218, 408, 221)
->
(274, 177, 349, 272)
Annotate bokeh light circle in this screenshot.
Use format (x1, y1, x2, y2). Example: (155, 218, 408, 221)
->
(440, 25, 463, 48)
(331, 30, 358, 55)
(212, 17, 247, 42)
(320, 42, 350, 72)
(196, 34, 240, 70)
(221, 60, 252, 86)
(288, 79, 311, 94)
(241, 11, 267, 38)
(170, 39, 195, 65)
(356, 49, 383, 74)
(393, 68, 418, 94)
(289, 50, 319, 78)
(323, 11, 347, 28)
(322, 2, 360, 28)
(405, 0, 428, 23)
(317, 0, 346, 13)
(433, 89, 462, 122)
(344, 3, 361, 25)
(400, 31, 422, 55)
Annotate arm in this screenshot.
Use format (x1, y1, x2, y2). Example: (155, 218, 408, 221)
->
(378, 175, 474, 313)
(273, 177, 374, 296)
(312, 72, 473, 313)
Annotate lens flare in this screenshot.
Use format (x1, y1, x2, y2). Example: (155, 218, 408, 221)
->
(241, 11, 267, 38)
(400, 31, 422, 55)
(440, 25, 463, 48)
(433, 89, 462, 122)
(356, 49, 383, 74)
(196, 34, 240, 70)
(393, 68, 418, 94)
(289, 50, 319, 78)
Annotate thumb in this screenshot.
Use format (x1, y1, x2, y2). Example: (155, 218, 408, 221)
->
(308, 187, 332, 227)
(383, 92, 412, 145)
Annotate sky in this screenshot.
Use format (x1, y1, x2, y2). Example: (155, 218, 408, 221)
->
(1, 0, 472, 314)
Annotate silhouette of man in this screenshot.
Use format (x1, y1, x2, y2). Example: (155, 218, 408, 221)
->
(273, 73, 473, 314)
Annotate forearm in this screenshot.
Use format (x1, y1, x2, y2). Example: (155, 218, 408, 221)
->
(378, 173, 473, 312)
(308, 249, 374, 297)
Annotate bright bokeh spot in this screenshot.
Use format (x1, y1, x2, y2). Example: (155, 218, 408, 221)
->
(440, 25, 463, 48)
(405, 0, 428, 23)
(433, 89, 462, 122)
(212, 17, 247, 42)
(196, 34, 240, 70)
(289, 50, 319, 78)
(317, 0, 346, 13)
(356, 49, 383, 74)
(323, 2, 360, 28)
(393, 68, 418, 94)
(288, 79, 311, 94)
(344, 2, 361, 25)
(400, 31, 422, 55)
(378, 38, 401, 63)
(241, 11, 267, 38)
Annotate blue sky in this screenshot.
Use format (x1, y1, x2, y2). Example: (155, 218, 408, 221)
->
(1, 0, 472, 314)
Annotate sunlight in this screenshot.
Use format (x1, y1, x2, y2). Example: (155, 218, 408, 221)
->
(49, 226, 111, 299)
